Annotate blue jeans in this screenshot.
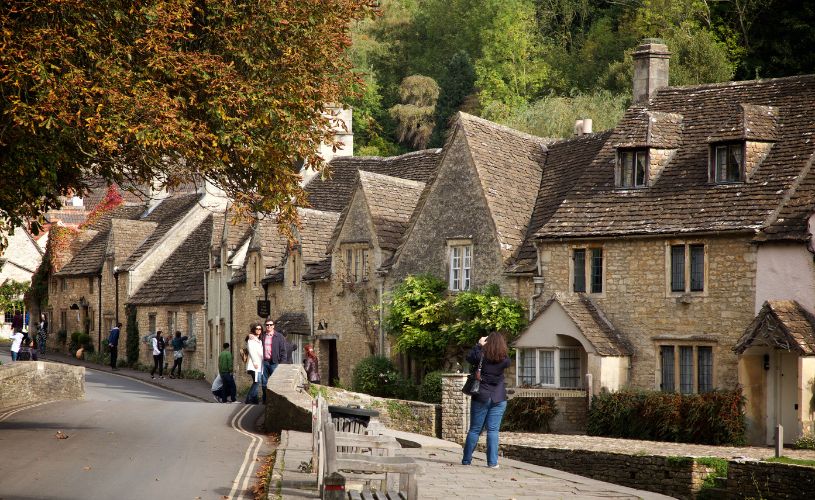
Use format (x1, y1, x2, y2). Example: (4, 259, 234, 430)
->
(246, 370, 259, 404)
(220, 372, 237, 402)
(261, 360, 278, 403)
(11, 351, 18, 361)
(461, 398, 507, 467)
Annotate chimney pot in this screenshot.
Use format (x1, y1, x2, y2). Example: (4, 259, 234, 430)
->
(582, 118, 593, 134)
(574, 119, 584, 136)
(632, 39, 670, 104)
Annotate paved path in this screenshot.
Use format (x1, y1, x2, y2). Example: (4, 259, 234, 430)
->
(275, 430, 673, 500)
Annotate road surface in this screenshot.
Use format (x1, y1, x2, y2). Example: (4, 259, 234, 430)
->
(0, 366, 268, 500)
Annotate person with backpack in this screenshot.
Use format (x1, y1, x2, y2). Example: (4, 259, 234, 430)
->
(169, 330, 189, 378)
(151, 331, 166, 379)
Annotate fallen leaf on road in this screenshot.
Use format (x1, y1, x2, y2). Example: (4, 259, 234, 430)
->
(55, 431, 69, 439)
(510, 477, 517, 481)
(83, 466, 91, 471)
(155, 478, 160, 481)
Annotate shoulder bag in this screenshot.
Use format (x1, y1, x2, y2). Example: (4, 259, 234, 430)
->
(461, 353, 483, 396)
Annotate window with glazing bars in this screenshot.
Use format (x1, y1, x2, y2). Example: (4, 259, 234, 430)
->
(590, 249, 603, 293)
(559, 348, 581, 388)
(619, 150, 648, 188)
(660, 345, 675, 392)
(679, 346, 694, 394)
(449, 245, 472, 291)
(690, 245, 704, 291)
(698, 346, 713, 392)
(671, 245, 685, 292)
(539, 350, 555, 385)
(518, 349, 536, 385)
(573, 249, 586, 293)
(713, 143, 744, 183)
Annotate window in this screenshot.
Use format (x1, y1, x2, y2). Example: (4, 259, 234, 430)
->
(516, 347, 582, 388)
(711, 143, 744, 183)
(60, 310, 67, 330)
(290, 250, 301, 287)
(573, 247, 602, 294)
(618, 149, 648, 188)
(148, 313, 157, 334)
(187, 312, 195, 337)
(88, 277, 94, 293)
(342, 246, 369, 283)
(167, 311, 177, 334)
(659, 344, 714, 393)
(4, 311, 13, 323)
(61, 278, 67, 291)
(669, 243, 705, 293)
(449, 244, 472, 291)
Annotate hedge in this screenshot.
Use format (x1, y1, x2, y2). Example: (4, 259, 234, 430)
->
(587, 388, 746, 445)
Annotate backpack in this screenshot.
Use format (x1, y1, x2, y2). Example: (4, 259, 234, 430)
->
(156, 335, 165, 352)
(239, 347, 249, 363)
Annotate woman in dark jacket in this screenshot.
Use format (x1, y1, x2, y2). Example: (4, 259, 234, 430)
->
(461, 331, 510, 468)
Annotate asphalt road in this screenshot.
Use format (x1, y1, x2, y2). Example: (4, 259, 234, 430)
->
(0, 367, 269, 500)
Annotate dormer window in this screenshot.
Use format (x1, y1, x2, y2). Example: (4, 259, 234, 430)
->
(711, 142, 744, 183)
(618, 149, 648, 188)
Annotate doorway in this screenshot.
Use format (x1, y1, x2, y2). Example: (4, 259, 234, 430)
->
(326, 339, 338, 386)
(767, 351, 800, 445)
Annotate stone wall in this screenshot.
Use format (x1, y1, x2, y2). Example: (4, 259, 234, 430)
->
(324, 388, 439, 438)
(727, 459, 815, 499)
(264, 364, 313, 434)
(0, 361, 85, 409)
(494, 445, 712, 500)
(441, 373, 469, 443)
(539, 234, 756, 391)
(133, 305, 206, 373)
(550, 396, 587, 433)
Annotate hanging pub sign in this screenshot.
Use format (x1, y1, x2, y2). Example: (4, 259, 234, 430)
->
(257, 300, 270, 318)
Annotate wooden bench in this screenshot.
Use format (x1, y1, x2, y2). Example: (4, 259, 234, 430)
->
(314, 396, 422, 500)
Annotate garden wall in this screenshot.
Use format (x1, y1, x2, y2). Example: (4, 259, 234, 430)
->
(727, 459, 815, 499)
(0, 361, 85, 409)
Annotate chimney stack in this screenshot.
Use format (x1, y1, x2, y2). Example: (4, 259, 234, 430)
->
(632, 39, 670, 104)
(573, 118, 593, 136)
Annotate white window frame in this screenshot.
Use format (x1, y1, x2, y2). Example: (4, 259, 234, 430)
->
(448, 242, 472, 292)
(710, 142, 745, 183)
(516, 347, 582, 389)
(617, 149, 649, 188)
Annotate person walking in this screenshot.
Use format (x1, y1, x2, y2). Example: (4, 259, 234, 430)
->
(9, 330, 23, 361)
(260, 320, 287, 404)
(108, 322, 121, 370)
(303, 344, 320, 384)
(461, 331, 511, 469)
(37, 316, 48, 358)
(218, 342, 238, 403)
(169, 330, 189, 378)
(150, 331, 166, 379)
(245, 325, 263, 404)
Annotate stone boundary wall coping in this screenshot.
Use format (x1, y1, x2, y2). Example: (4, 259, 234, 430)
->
(0, 361, 85, 409)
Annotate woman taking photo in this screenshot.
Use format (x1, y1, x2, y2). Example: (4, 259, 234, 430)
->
(461, 331, 510, 469)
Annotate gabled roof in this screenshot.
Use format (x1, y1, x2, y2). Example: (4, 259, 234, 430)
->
(128, 216, 213, 305)
(297, 208, 340, 265)
(304, 149, 442, 212)
(532, 294, 632, 356)
(509, 131, 611, 273)
(248, 216, 289, 271)
(55, 204, 146, 276)
(611, 108, 683, 149)
(735, 300, 815, 355)
(121, 193, 202, 269)
(273, 312, 311, 336)
(303, 258, 332, 282)
(537, 75, 815, 240)
(458, 113, 550, 260)
(328, 171, 426, 254)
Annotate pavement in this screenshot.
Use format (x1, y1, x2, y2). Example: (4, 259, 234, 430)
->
(273, 430, 674, 500)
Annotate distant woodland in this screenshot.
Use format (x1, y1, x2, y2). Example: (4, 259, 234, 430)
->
(348, 0, 815, 154)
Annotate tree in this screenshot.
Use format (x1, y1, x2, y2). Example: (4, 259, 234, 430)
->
(389, 75, 439, 149)
(0, 0, 377, 246)
(430, 51, 477, 147)
(0, 279, 29, 316)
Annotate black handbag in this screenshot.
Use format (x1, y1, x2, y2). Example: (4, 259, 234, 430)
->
(462, 354, 483, 395)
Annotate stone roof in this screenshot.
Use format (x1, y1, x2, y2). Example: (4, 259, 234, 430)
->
(537, 75, 815, 239)
(121, 193, 202, 269)
(304, 149, 442, 212)
(328, 171, 426, 254)
(537, 294, 632, 356)
(458, 112, 550, 261)
(303, 258, 332, 282)
(261, 267, 284, 284)
(297, 208, 340, 265)
(508, 131, 612, 273)
(108, 219, 159, 266)
(227, 268, 247, 286)
(273, 312, 311, 336)
(55, 204, 146, 276)
(128, 216, 213, 305)
(734, 300, 815, 355)
(611, 108, 683, 149)
(248, 216, 290, 270)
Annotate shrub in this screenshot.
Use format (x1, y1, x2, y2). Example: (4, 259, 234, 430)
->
(501, 397, 559, 433)
(351, 356, 402, 398)
(418, 371, 443, 404)
(794, 432, 815, 450)
(587, 389, 746, 445)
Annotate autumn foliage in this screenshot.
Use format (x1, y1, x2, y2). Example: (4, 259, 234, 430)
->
(0, 0, 377, 238)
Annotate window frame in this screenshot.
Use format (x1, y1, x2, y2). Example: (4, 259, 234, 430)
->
(339, 243, 370, 284)
(657, 343, 715, 394)
(617, 148, 649, 188)
(666, 242, 707, 295)
(571, 246, 603, 295)
(516, 347, 583, 389)
(447, 241, 473, 292)
(710, 142, 745, 184)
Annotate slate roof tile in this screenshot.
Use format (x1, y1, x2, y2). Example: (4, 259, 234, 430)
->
(273, 312, 311, 336)
(122, 193, 202, 269)
(535, 294, 632, 356)
(128, 216, 213, 305)
(297, 208, 340, 265)
(735, 300, 815, 355)
(536, 75, 815, 239)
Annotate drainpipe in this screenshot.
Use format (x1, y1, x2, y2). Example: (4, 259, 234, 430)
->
(378, 279, 385, 356)
(113, 267, 120, 324)
(227, 280, 234, 355)
(97, 273, 103, 350)
(309, 282, 315, 338)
